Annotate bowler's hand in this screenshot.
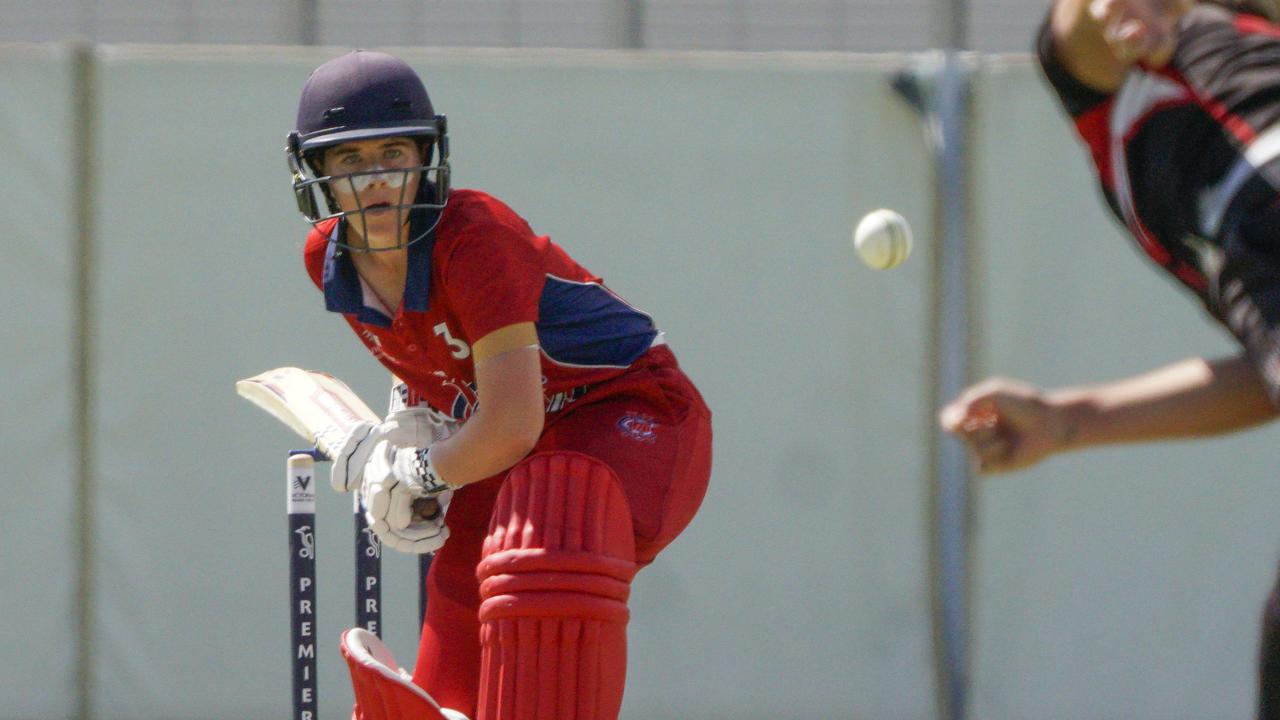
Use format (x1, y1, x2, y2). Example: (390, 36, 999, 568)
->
(1089, 0, 1194, 66)
(938, 378, 1068, 473)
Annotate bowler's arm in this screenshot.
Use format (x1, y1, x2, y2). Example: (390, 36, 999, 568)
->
(1050, 353, 1280, 449)
(941, 354, 1280, 473)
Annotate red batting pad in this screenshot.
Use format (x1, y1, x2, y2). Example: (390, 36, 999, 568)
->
(476, 452, 637, 720)
(341, 628, 459, 720)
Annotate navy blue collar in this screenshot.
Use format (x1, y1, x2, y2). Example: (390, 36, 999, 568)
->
(322, 215, 436, 327)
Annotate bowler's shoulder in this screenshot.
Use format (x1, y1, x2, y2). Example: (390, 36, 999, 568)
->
(1177, 3, 1272, 50)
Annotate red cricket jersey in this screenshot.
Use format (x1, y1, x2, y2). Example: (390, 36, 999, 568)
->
(303, 189, 667, 420)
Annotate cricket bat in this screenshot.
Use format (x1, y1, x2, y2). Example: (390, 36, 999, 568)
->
(238, 366, 443, 520)
(235, 366, 379, 459)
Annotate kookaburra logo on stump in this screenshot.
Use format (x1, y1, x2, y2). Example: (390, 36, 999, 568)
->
(362, 526, 382, 559)
(295, 525, 315, 559)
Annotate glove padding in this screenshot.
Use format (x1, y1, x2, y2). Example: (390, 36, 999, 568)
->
(362, 439, 453, 554)
(368, 495, 451, 554)
(325, 421, 378, 493)
(330, 407, 459, 493)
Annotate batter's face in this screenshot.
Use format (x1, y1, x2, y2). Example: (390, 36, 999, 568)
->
(321, 137, 423, 250)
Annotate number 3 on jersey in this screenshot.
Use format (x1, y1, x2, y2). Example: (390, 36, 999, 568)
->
(434, 322, 471, 360)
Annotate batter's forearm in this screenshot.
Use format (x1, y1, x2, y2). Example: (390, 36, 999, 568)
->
(427, 346, 545, 488)
(1048, 354, 1280, 449)
(427, 409, 541, 488)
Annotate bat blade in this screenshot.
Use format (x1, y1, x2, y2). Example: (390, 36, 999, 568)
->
(236, 367, 379, 458)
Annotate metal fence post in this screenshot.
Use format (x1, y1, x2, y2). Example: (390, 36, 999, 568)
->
(70, 37, 98, 720)
(893, 46, 975, 720)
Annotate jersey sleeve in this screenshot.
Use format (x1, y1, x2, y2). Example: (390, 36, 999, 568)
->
(302, 220, 337, 291)
(1035, 12, 1114, 119)
(1216, 231, 1280, 405)
(439, 219, 547, 343)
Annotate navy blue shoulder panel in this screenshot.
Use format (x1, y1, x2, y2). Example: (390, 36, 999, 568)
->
(536, 275, 658, 368)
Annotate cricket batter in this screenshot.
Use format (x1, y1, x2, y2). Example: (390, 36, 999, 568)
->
(287, 51, 712, 720)
(940, 0, 1280, 715)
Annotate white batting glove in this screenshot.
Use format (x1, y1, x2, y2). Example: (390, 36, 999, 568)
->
(330, 407, 458, 493)
(362, 442, 454, 554)
(357, 404, 460, 554)
(388, 383, 462, 442)
(324, 420, 379, 492)
(363, 438, 453, 515)
(375, 506, 451, 555)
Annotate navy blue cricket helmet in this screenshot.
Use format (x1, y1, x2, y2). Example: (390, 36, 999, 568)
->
(287, 51, 450, 249)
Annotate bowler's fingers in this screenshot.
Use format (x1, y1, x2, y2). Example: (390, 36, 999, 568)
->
(971, 433, 1016, 473)
(949, 416, 1015, 471)
(940, 392, 1018, 472)
(939, 378, 1008, 430)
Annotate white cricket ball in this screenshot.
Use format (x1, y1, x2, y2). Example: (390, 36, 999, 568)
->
(853, 209, 913, 270)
